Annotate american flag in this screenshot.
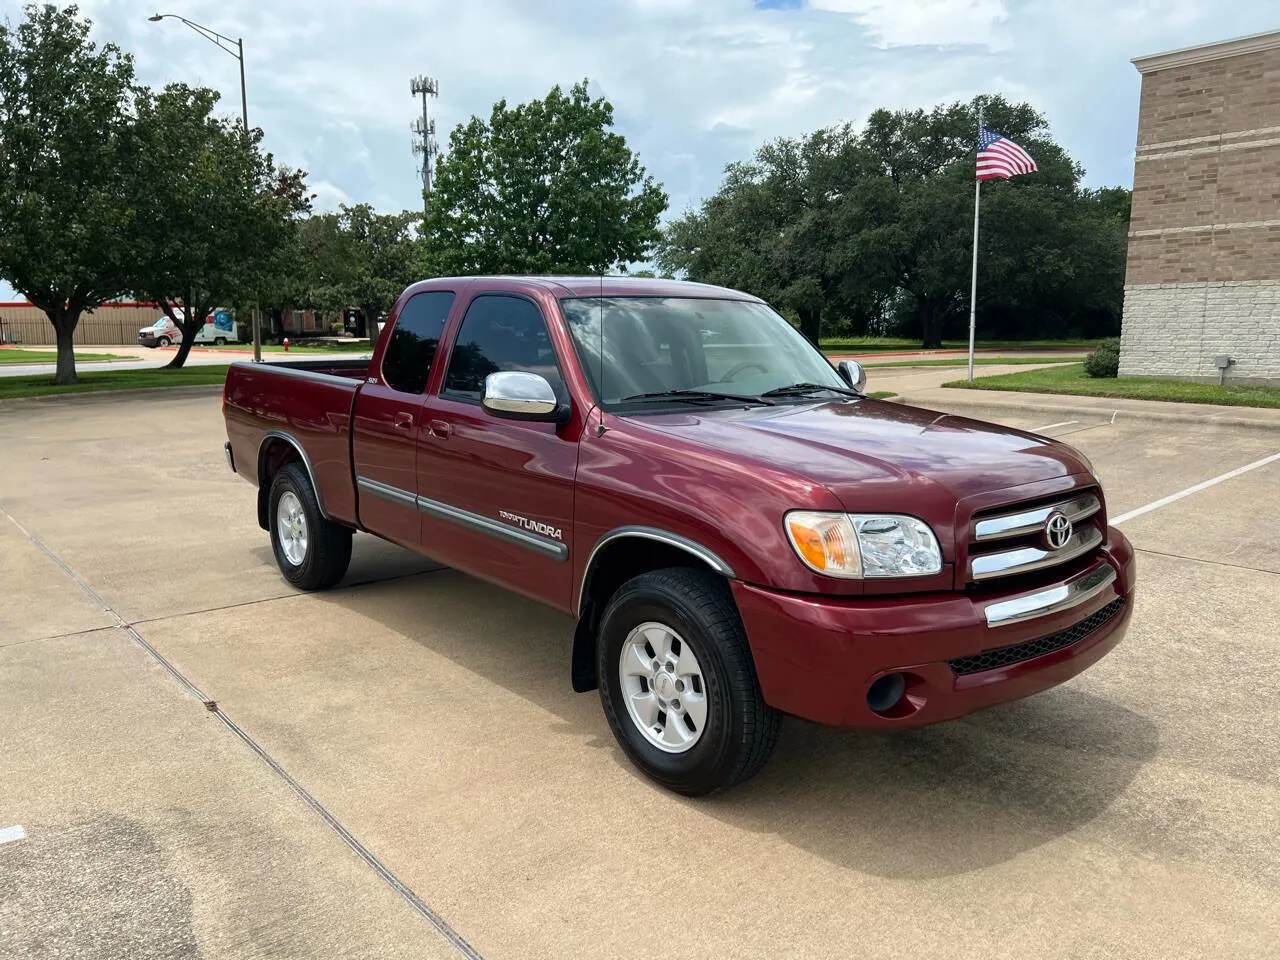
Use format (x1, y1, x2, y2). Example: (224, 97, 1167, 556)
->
(976, 126, 1037, 181)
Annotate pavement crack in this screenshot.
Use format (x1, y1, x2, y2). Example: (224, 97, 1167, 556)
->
(125, 564, 452, 629)
(1134, 546, 1280, 577)
(0, 501, 484, 960)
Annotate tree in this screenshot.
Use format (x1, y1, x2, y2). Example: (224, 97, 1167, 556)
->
(301, 204, 421, 332)
(0, 4, 138, 384)
(129, 83, 309, 367)
(657, 125, 878, 344)
(423, 80, 667, 276)
(660, 95, 1130, 347)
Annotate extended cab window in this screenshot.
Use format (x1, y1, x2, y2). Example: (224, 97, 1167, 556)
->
(381, 291, 454, 394)
(442, 295, 567, 402)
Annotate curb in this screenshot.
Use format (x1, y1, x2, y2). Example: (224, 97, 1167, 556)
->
(890, 390, 1280, 431)
(0, 384, 223, 406)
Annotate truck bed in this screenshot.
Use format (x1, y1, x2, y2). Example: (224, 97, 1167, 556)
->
(223, 358, 373, 527)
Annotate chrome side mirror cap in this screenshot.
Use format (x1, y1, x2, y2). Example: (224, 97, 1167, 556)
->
(836, 359, 867, 393)
(482, 371, 565, 422)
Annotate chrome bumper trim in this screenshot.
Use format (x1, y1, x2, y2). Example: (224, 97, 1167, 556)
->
(970, 524, 1104, 581)
(974, 492, 1101, 542)
(984, 563, 1118, 627)
(224, 441, 235, 474)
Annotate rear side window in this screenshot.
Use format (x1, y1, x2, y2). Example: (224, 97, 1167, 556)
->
(381, 291, 454, 394)
(442, 295, 567, 402)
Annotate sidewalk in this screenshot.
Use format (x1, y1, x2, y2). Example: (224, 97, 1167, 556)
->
(892, 383, 1280, 431)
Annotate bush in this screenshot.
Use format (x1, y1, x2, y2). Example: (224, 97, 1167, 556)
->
(1084, 338, 1120, 378)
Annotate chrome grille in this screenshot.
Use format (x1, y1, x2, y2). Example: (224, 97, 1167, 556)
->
(968, 490, 1104, 583)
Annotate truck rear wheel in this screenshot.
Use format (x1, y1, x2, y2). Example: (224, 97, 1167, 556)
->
(596, 567, 780, 795)
(268, 463, 352, 590)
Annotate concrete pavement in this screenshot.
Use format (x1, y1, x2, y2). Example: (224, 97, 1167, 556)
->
(2, 390, 1278, 958)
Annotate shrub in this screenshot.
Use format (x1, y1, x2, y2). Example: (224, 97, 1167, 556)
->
(1084, 338, 1120, 378)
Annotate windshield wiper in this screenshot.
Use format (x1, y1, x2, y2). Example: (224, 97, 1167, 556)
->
(618, 388, 775, 405)
(760, 382, 862, 399)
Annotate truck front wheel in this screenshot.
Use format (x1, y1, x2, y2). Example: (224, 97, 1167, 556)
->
(268, 463, 352, 590)
(597, 568, 780, 795)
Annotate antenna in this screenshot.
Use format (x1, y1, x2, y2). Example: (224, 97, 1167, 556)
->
(410, 75, 439, 198)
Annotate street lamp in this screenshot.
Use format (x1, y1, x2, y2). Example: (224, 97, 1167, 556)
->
(148, 13, 261, 362)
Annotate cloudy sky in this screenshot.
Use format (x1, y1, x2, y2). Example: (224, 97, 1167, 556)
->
(3, 0, 1278, 301)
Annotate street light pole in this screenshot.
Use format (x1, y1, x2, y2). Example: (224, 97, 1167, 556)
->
(148, 14, 261, 362)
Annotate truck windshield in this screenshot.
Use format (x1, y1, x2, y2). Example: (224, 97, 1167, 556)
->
(559, 296, 848, 408)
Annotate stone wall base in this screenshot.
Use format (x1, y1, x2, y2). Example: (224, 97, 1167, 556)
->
(1119, 280, 1280, 382)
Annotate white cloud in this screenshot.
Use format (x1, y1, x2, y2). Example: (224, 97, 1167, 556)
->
(809, 0, 1009, 48)
(3, 0, 1278, 305)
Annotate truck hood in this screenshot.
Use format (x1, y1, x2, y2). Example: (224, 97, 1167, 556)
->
(622, 398, 1088, 507)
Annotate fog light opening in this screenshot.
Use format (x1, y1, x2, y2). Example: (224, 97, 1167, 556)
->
(867, 672, 907, 716)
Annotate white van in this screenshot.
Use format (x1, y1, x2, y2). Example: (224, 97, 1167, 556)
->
(138, 309, 239, 348)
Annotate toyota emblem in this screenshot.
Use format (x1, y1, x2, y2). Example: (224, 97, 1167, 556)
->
(1043, 511, 1073, 550)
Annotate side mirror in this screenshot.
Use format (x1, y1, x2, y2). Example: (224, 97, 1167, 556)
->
(482, 371, 565, 422)
(836, 359, 867, 393)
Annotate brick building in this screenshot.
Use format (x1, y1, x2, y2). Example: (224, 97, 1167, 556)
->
(1121, 30, 1280, 383)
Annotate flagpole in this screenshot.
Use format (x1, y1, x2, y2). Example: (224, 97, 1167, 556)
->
(968, 105, 983, 382)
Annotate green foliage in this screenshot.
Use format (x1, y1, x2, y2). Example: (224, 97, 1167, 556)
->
(130, 83, 310, 368)
(946, 363, 1280, 409)
(424, 80, 667, 276)
(1083, 338, 1121, 378)
(0, 4, 139, 383)
(658, 95, 1130, 348)
(300, 204, 421, 328)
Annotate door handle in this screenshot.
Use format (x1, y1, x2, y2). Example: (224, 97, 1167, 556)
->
(430, 419, 451, 439)
(394, 412, 414, 431)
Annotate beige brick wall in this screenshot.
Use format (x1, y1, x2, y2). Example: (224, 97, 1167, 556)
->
(1121, 33, 1280, 381)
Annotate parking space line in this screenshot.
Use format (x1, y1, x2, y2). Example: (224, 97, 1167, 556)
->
(1112, 451, 1280, 525)
(0, 825, 25, 845)
(1030, 420, 1079, 432)
(0, 502, 484, 960)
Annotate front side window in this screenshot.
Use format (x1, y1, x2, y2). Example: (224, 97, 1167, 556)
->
(559, 296, 846, 408)
(443, 295, 567, 402)
(381, 291, 454, 394)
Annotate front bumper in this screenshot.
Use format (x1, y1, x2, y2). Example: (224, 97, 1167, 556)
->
(734, 526, 1135, 728)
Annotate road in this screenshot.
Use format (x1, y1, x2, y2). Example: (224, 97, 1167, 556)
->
(2, 387, 1277, 958)
(0, 344, 372, 378)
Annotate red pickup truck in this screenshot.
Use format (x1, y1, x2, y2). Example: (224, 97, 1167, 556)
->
(223, 276, 1135, 794)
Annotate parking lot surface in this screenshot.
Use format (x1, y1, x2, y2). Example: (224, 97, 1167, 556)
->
(2, 387, 1278, 959)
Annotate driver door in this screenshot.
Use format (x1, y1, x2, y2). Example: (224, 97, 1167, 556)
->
(415, 292, 578, 609)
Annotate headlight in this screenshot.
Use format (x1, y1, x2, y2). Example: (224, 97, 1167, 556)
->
(785, 511, 943, 579)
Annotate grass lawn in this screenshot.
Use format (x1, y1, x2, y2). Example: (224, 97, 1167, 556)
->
(944, 363, 1280, 409)
(861, 357, 1078, 369)
(0, 364, 231, 400)
(199, 341, 370, 354)
(866, 391, 897, 400)
(0, 348, 134, 364)
(820, 337, 1103, 354)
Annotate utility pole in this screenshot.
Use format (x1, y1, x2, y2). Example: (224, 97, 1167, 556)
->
(410, 75, 439, 208)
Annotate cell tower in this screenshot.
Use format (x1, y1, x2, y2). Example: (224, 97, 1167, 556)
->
(410, 75, 439, 194)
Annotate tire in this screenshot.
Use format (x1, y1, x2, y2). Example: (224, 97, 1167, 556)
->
(158, 336, 171, 347)
(214, 337, 227, 346)
(597, 567, 780, 795)
(268, 463, 352, 590)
